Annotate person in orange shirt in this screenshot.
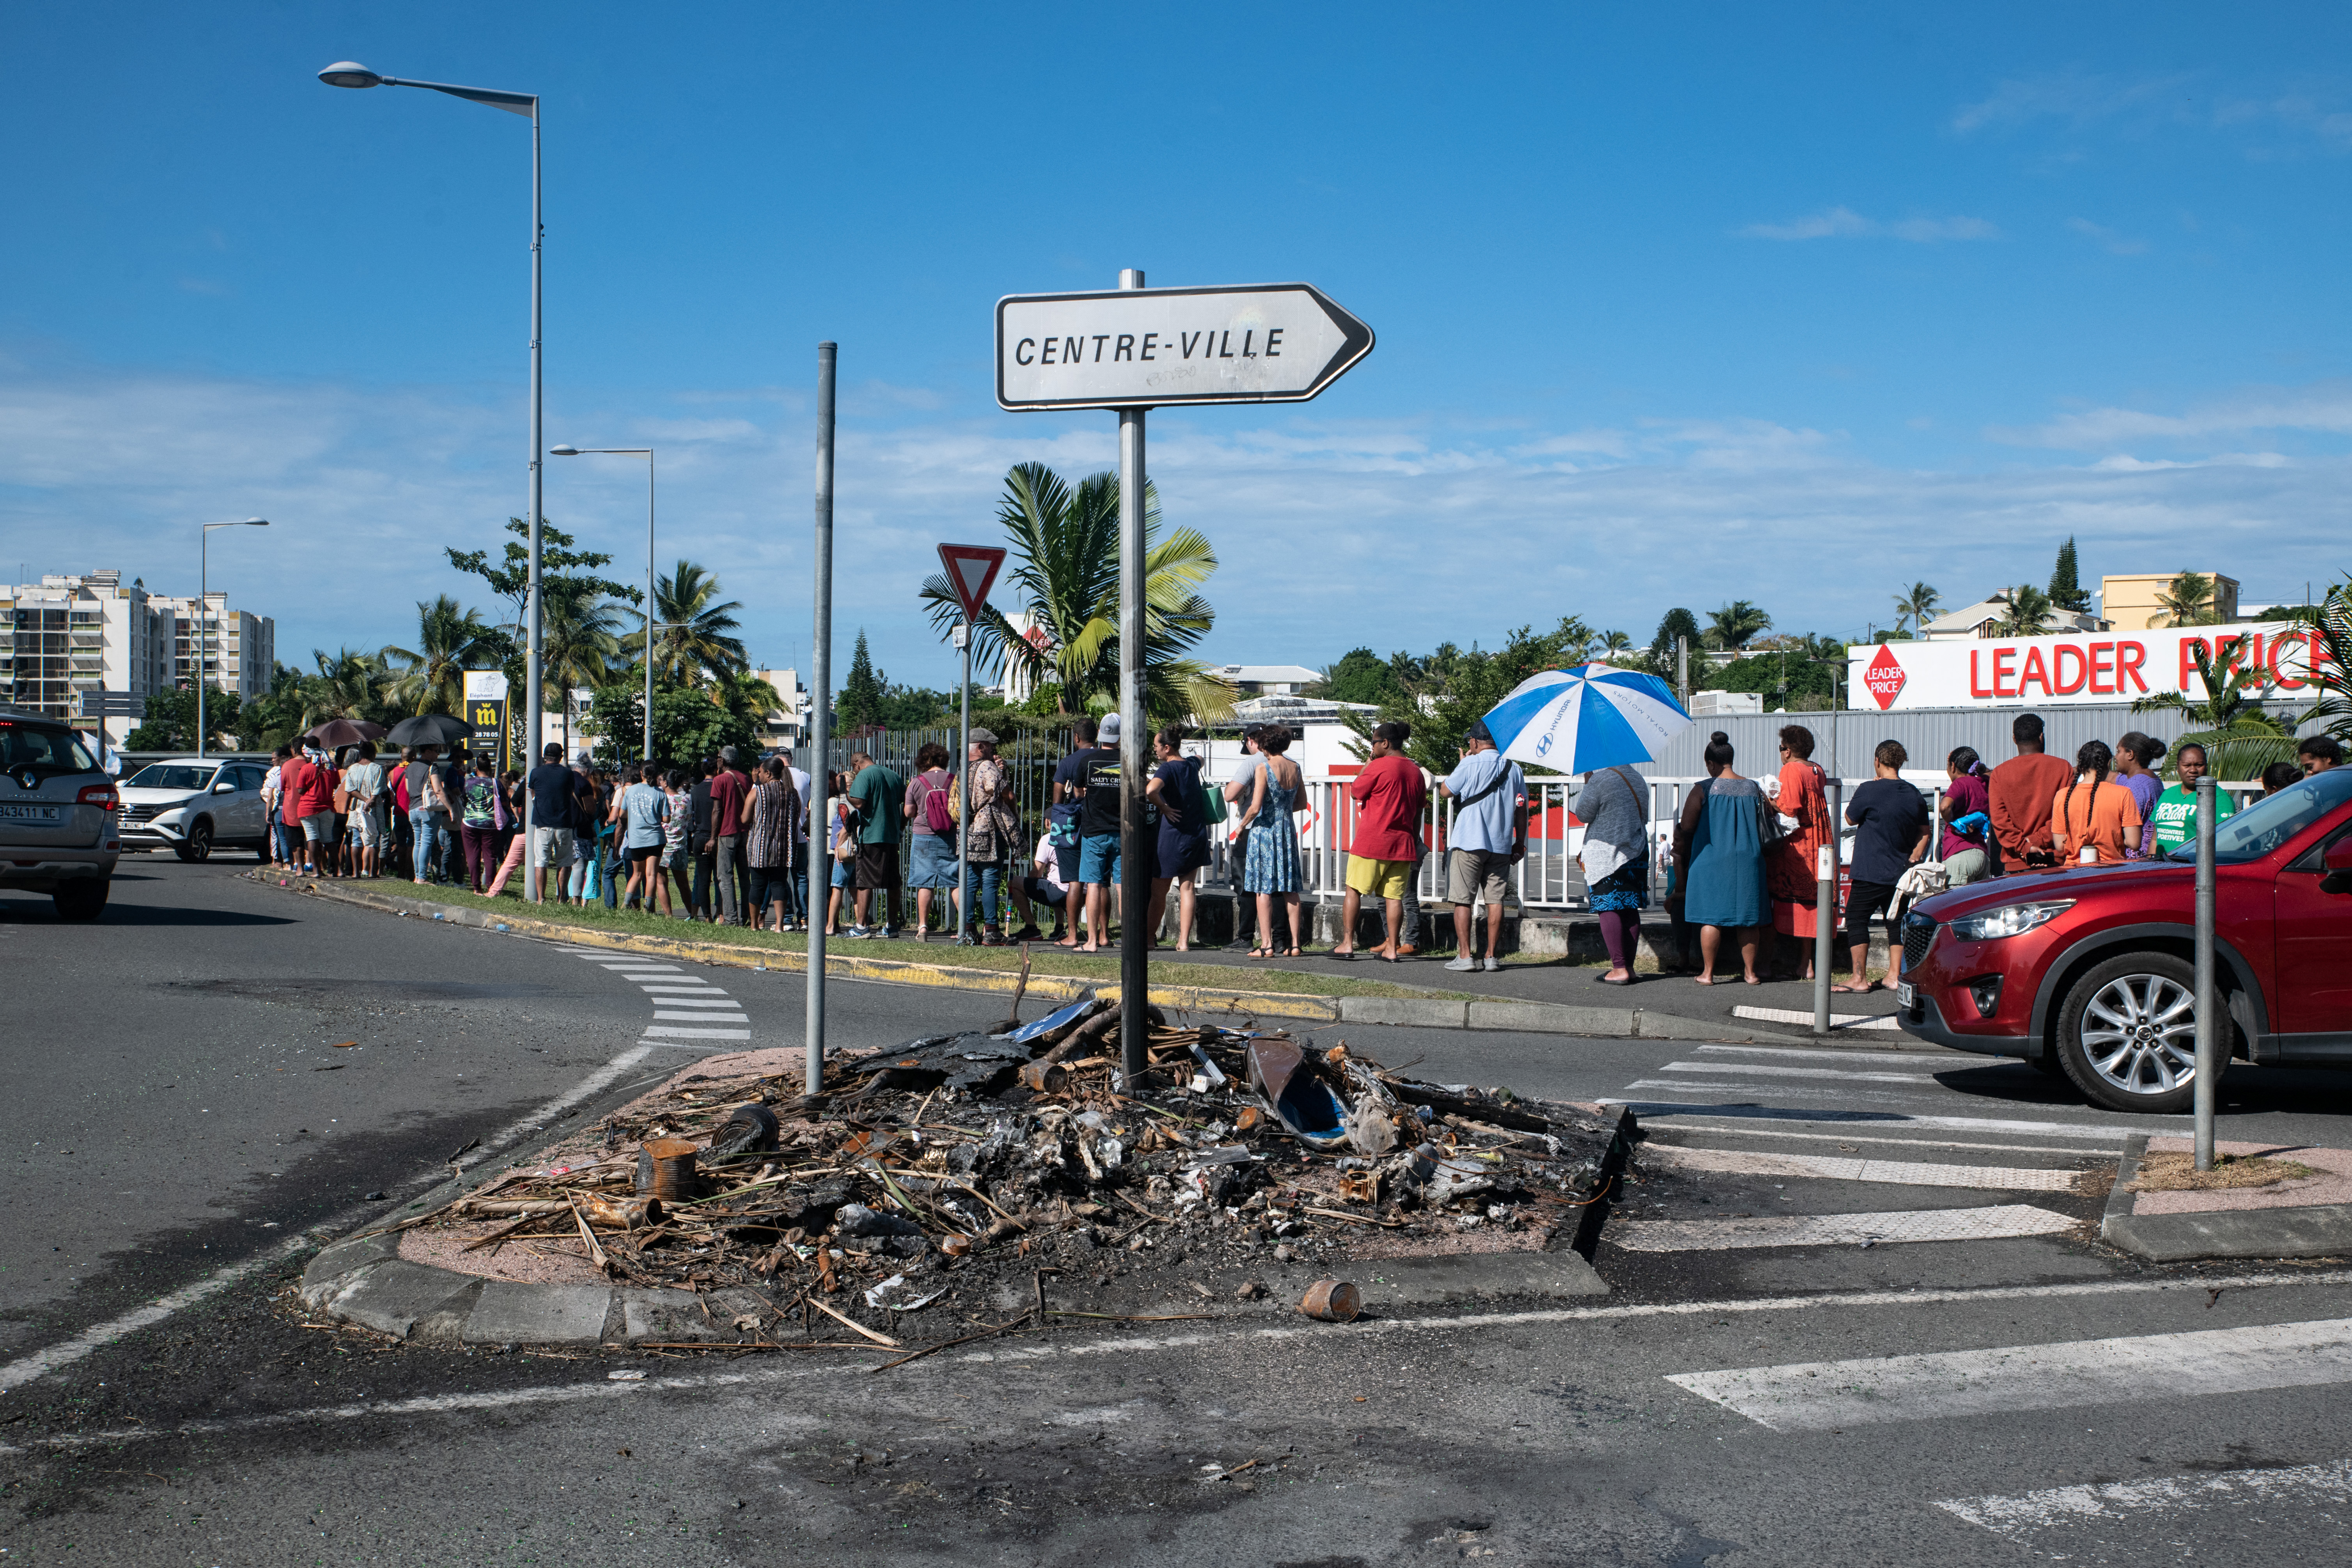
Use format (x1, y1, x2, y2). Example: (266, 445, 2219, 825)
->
(2050, 740, 2143, 866)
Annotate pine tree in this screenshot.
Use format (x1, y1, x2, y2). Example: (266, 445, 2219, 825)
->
(838, 629, 885, 732)
(2048, 537, 2089, 612)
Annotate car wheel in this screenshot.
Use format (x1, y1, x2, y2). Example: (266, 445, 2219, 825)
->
(175, 820, 214, 863)
(53, 878, 110, 922)
(2055, 951, 2201, 1114)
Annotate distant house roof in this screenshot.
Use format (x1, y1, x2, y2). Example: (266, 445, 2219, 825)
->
(1212, 664, 1325, 687)
(1232, 695, 1379, 726)
(1919, 599, 2108, 640)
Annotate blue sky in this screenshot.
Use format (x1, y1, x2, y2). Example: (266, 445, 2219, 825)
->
(4, 2, 2349, 690)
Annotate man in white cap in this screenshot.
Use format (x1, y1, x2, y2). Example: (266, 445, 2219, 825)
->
(1074, 712, 1125, 952)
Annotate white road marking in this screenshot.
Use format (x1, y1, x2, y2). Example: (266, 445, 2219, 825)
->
(14, 1271, 2352, 1456)
(1657, 1124, 2116, 1157)
(1656, 1060, 1941, 1085)
(1937, 1459, 2352, 1543)
(1668, 1316, 2352, 1432)
(642, 996, 744, 1009)
(1608, 1100, 2150, 1141)
(652, 1012, 749, 1024)
(1613, 1203, 2076, 1252)
(642, 1024, 751, 1039)
(1732, 1005, 1901, 1033)
(1694, 1043, 1981, 1068)
(1642, 1144, 2081, 1191)
(638, 983, 728, 993)
(0, 1044, 658, 1395)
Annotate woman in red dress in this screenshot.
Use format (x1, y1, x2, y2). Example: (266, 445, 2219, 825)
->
(1765, 723, 1830, 981)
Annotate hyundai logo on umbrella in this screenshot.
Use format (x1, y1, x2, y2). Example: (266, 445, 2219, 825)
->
(1535, 730, 1555, 757)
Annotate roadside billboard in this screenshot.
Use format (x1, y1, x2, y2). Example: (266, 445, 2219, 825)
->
(1847, 624, 2329, 712)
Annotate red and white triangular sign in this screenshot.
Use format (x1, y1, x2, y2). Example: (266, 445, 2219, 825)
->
(937, 543, 1008, 623)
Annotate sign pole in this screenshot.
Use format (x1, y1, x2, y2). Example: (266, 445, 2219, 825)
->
(805, 341, 837, 1095)
(1117, 266, 1150, 1083)
(955, 622, 972, 944)
(1817, 777, 1843, 1033)
(2193, 774, 2218, 1171)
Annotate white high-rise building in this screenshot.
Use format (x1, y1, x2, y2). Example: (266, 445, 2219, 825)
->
(749, 668, 810, 749)
(0, 570, 173, 744)
(147, 592, 275, 703)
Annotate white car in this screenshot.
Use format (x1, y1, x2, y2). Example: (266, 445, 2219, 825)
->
(118, 756, 272, 861)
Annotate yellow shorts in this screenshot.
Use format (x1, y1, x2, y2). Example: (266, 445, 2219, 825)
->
(1344, 855, 1412, 900)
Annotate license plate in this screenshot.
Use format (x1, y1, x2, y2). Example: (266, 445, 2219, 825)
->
(1895, 982, 1915, 1008)
(0, 804, 60, 823)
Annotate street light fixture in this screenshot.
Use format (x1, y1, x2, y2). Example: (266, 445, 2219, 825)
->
(197, 519, 268, 761)
(550, 444, 657, 762)
(320, 59, 546, 899)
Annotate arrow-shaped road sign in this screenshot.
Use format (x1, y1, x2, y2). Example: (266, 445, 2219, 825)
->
(996, 282, 1373, 411)
(937, 543, 1008, 623)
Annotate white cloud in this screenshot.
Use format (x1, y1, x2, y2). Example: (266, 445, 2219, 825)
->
(1741, 207, 2001, 243)
(1954, 71, 2352, 155)
(2066, 217, 2148, 255)
(3, 354, 2345, 683)
(1952, 72, 2190, 135)
(1990, 384, 2352, 449)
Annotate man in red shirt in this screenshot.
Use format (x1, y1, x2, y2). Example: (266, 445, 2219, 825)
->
(1335, 722, 1429, 962)
(1988, 711, 2075, 873)
(280, 745, 340, 878)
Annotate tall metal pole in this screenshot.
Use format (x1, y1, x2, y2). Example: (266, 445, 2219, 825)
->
(805, 342, 837, 1093)
(2193, 774, 2219, 1171)
(955, 625, 973, 944)
(1676, 634, 1689, 710)
(1117, 267, 1150, 1082)
(197, 532, 207, 762)
(523, 98, 545, 902)
(644, 450, 656, 762)
(1817, 776, 1843, 1034)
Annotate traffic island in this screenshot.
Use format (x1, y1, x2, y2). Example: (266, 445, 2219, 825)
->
(298, 999, 1634, 1350)
(2102, 1134, 2352, 1261)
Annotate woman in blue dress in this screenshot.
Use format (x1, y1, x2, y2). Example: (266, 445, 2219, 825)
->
(1672, 731, 1769, 985)
(1239, 724, 1305, 959)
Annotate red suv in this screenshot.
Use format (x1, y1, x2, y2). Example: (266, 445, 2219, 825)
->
(1896, 767, 2352, 1114)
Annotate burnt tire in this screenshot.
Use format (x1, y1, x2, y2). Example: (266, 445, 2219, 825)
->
(53, 878, 109, 922)
(2054, 951, 2200, 1114)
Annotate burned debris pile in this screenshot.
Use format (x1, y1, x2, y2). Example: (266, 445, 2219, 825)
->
(391, 996, 1620, 1333)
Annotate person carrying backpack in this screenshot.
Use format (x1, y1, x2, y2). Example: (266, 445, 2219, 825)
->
(902, 742, 959, 940)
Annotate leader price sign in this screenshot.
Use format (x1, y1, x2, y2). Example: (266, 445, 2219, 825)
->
(996, 283, 1373, 411)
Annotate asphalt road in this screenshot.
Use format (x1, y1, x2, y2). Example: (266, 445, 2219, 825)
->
(4, 859, 2350, 1565)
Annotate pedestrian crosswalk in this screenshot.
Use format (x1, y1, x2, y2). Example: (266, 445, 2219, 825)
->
(559, 946, 751, 1044)
(1935, 1458, 2352, 1546)
(1667, 1316, 2352, 1431)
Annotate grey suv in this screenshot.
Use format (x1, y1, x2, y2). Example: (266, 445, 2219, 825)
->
(0, 708, 120, 920)
(119, 756, 271, 861)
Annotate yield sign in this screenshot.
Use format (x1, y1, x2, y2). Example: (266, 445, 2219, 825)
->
(937, 543, 1008, 623)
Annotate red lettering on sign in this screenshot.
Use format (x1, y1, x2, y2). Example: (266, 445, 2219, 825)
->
(1992, 646, 2018, 698)
(2178, 636, 2210, 693)
(2272, 632, 2308, 691)
(2018, 645, 2050, 695)
(2118, 641, 2147, 693)
(2052, 643, 2087, 695)
(1969, 649, 1994, 699)
(2088, 641, 2116, 695)
(1863, 643, 1907, 709)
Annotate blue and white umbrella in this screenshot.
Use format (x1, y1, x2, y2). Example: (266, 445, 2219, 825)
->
(1479, 662, 1693, 773)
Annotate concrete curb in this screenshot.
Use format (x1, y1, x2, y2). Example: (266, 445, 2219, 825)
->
(2101, 1132, 2352, 1261)
(249, 870, 1830, 1047)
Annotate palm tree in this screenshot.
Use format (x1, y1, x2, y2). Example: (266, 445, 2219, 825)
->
(303, 647, 390, 729)
(2150, 571, 2218, 628)
(539, 582, 623, 756)
(1891, 581, 1941, 636)
(2133, 634, 2300, 780)
(382, 595, 495, 715)
(1597, 630, 1634, 659)
(1990, 584, 2054, 638)
(1703, 600, 1772, 652)
(920, 462, 1234, 723)
(622, 560, 748, 686)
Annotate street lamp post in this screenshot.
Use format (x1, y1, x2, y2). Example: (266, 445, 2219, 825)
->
(197, 519, 268, 760)
(551, 445, 656, 760)
(320, 60, 545, 900)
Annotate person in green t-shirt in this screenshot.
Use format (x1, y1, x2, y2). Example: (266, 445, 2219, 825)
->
(2149, 742, 2237, 856)
(845, 751, 908, 936)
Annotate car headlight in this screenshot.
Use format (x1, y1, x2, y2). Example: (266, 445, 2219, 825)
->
(1950, 900, 2074, 941)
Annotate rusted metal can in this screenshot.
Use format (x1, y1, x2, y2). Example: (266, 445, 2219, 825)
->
(642, 1138, 700, 1201)
(1299, 1279, 1361, 1322)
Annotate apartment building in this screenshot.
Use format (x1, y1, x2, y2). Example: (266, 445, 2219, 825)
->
(0, 570, 173, 744)
(146, 592, 275, 702)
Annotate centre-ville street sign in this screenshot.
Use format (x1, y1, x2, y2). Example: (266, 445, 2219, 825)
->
(995, 282, 1374, 411)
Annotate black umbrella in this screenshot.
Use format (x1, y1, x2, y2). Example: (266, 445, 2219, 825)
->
(301, 718, 387, 750)
(384, 713, 477, 748)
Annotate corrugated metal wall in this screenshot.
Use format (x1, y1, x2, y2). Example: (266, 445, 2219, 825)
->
(1633, 701, 2307, 781)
